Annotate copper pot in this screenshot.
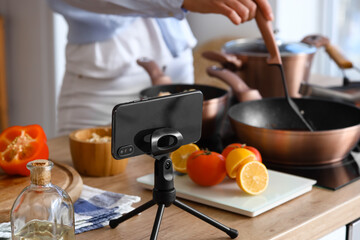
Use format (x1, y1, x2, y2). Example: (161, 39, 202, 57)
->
(137, 58, 229, 140)
(207, 67, 360, 165)
(203, 35, 329, 98)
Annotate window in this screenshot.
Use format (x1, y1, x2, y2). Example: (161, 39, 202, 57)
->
(274, 0, 360, 82)
(333, 0, 360, 81)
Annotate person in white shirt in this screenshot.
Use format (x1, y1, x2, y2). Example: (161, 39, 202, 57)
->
(47, 0, 273, 135)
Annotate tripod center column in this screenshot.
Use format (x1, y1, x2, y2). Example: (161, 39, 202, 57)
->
(153, 155, 176, 206)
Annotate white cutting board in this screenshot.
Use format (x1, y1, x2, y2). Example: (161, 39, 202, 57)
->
(137, 170, 316, 217)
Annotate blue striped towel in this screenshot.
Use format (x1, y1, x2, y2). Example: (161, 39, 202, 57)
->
(0, 185, 141, 239)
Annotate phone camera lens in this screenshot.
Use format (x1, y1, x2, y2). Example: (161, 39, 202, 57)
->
(118, 145, 134, 157)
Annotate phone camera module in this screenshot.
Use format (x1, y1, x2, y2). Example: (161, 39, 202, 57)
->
(118, 145, 134, 157)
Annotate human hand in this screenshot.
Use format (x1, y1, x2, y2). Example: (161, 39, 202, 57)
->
(182, 0, 273, 25)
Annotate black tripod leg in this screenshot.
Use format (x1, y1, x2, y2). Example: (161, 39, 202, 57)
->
(173, 199, 238, 239)
(150, 204, 165, 240)
(109, 199, 156, 228)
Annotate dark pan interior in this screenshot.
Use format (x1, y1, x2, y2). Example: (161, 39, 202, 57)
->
(228, 98, 360, 131)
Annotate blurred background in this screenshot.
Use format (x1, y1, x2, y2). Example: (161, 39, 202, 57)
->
(0, 0, 359, 138)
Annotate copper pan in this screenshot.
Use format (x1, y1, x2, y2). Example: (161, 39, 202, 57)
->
(137, 58, 229, 141)
(207, 67, 360, 165)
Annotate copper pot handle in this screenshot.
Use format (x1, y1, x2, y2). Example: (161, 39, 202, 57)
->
(206, 66, 262, 102)
(136, 57, 172, 85)
(202, 51, 242, 71)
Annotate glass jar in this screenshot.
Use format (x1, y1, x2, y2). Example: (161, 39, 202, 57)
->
(10, 159, 75, 240)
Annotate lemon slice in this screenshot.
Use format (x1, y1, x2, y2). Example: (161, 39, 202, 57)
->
(225, 148, 256, 179)
(236, 159, 269, 195)
(170, 143, 199, 173)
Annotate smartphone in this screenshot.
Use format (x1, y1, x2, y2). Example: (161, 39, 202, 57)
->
(111, 90, 203, 159)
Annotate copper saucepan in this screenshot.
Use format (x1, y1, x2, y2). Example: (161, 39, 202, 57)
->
(137, 58, 229, 143)
(202, 35, 330, 98)
(207, 66, 360, 165)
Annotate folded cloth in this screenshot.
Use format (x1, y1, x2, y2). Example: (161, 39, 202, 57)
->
(0, 222, 10, 239)
(74, 185, 140, 234)
(0, 185, 141, 238)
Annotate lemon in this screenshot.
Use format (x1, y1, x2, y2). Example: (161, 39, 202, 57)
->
(170, 143, 200, 173)
(225, 148, 256, 179)
(236, 159, 269, 195)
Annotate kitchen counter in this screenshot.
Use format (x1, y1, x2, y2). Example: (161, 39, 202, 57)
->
(47, 135, 360, 240)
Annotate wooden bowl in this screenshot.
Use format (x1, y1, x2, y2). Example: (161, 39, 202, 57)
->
(69, 127, 128, 177)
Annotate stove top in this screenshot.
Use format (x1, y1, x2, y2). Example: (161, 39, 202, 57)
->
(266, 152, 360, 190)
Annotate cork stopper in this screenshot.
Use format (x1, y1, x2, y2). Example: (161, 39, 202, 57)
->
(27, 160, 53, 186)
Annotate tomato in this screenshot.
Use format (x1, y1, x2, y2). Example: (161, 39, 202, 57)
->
(222, 143, 262, 162)
(186, 150, 226, 187)
(244, 146, 262, 163)
(0, 124, 49, 176)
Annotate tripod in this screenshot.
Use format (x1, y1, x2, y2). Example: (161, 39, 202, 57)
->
(109, 128, 238, 239)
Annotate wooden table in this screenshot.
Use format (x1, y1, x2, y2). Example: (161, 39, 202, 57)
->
(47, 135, 360, 240)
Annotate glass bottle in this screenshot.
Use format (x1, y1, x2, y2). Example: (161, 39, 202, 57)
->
(10, 159, 75, 240)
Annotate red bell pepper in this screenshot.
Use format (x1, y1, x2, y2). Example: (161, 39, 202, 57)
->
(0, 124, 49, 176)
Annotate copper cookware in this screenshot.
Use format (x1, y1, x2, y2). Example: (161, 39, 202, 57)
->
(207, 67, 360, 165)
(137, 58, 229, 141)
(203, 35, 329, 98)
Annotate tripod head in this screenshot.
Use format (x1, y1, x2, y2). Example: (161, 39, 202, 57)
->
(149, 128, 183, 157)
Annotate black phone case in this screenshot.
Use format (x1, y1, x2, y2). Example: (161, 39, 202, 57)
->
(111, 90, 203, 159)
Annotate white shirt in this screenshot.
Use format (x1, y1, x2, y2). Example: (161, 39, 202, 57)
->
(48, 0, 197, 135)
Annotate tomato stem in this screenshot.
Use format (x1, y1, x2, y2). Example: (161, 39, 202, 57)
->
(204, 150, 212, 155)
